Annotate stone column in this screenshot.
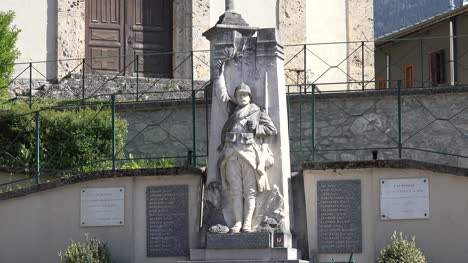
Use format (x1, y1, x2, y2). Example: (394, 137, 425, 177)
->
(225, 0, 235, 11)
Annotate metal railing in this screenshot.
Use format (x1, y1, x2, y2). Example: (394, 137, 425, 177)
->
(1, 36, 468, 191)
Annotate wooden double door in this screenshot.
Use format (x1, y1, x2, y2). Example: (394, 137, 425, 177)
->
(85, 0, 173, 77)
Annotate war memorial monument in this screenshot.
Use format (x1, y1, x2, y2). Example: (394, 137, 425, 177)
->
(182, 0, 307, 262)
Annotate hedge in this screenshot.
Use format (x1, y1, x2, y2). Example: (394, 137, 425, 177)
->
(0, 103, 128, 171)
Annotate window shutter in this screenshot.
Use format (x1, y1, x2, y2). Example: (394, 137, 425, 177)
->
(438, 50, 445, 84)
(430, 52, 437, 86)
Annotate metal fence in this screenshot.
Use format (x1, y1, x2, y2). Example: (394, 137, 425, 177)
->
(1, 36, 468, 191)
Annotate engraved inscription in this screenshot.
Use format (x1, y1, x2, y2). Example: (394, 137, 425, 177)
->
(381, 178, 429, 220)
(318, 180, 361, 253)
(147, 185, 189, 257)
(80, 187, 124, 227)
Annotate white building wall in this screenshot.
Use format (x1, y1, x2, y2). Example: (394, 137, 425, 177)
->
(210, 0, 278, 28)
(306, 0, 348, 90)
(0, 0, 57, 79)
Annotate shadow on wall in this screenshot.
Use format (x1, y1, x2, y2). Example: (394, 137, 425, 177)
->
(47, 0, 57, 79)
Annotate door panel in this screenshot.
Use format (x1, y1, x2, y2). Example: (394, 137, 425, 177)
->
(127, 0, 173, 77)
(86, 0, 173, 76)
(86, 0, 125, 74)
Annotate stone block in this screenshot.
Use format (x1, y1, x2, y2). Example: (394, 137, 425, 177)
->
(206, 232, 272, 249)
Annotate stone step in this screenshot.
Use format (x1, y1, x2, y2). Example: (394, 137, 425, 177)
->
(189, 248, 300, 261)
(179, 260, 310, 263)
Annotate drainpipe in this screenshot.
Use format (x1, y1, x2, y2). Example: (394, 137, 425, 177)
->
(449, 18, 456, 86)
(386, 54, 391, 89)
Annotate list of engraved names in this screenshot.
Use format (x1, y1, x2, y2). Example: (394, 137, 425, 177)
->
(146, 185, 189, 257)
(317, 180, 362, 253)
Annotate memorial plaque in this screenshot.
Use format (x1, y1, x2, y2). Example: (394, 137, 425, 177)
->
(380, 178, 429, 220)
(80, 187, 125, 226)
(147, 185, 189, 257)
(317, 180, 361, 253)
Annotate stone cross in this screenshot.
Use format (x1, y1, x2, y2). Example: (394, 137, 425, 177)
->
(225, 0, 235, 11)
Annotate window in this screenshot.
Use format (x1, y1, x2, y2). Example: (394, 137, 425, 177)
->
(405, 64, 414, 88)
(377, 77, 386, 89)
(430, 50, 445, 86)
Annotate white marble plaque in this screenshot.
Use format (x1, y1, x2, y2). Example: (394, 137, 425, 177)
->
(380, 178, 429, 220)
(80, 187, 125, 226)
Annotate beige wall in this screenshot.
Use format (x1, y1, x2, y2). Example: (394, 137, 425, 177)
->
(0, 175, 202, 263)
(302, 168, 468, 263)
(0, 0, 57, 79)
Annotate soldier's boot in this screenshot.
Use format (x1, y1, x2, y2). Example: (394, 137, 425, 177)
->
(230, 197, 243, 233)
(241, 197, 256, 233)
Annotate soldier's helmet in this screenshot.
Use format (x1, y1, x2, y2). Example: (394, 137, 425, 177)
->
(234, 83, 252, 96)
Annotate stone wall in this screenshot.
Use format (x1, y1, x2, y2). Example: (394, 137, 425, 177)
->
(346, 0, 375, 90)
(288, 88, 468, 168)
(116, 87, 468, 169)
(0, 170, 203, 263)
(301, 163, 468, 262)
(57, 0, 86, 77)
(9, 75, 207, 102)
(119, 104, 210, 167)
(191, 0, 211, 80)
(279, 0, 307, 88)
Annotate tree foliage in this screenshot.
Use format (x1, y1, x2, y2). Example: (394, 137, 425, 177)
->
(0, 11, 21, 100)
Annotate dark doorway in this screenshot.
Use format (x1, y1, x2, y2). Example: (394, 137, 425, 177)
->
(85, 0, 173, 77)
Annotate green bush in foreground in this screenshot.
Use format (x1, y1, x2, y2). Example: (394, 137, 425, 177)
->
(59, 234, 113, 263)
(0, 103, 128, 170)
(0, 10, 21, 100)
(378, 231, 427, 263)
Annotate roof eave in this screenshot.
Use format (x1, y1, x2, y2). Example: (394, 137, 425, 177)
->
(375, 5, 468, 46)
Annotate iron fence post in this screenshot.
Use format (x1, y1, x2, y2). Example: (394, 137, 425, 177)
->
(191, 51, 197, 167)
(312, 84, 316, 161)
(398, 80, 402, 159)
(35, 111, 40, 184)
(111, 94, 116, 171)
(361, 41, 365, 90)
(136, 54, 139, 102)
(303, 44, 307, 93)
(29, 63, 32, 109)
(82, 59, 86, 104)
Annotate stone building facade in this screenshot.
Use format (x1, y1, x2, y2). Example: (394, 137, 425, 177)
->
(1, 0, 374, 91)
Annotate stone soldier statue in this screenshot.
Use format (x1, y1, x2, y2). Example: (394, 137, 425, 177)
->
(214, 61, 277, 233)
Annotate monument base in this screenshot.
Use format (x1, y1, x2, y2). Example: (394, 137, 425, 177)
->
(182, 248, 303, 262)
(180, 260, 309, 263)
(206, 232, 272, 249)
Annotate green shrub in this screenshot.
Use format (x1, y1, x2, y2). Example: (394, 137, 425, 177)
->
(119, 154, 175, 169)
(378, 231, 427, 263)
(0, 103, 128, 170)
(59, 234, 113, 263)
(0, 11, 21, 100)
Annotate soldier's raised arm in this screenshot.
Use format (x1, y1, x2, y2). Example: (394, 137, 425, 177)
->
(213, 61, 231, 104)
